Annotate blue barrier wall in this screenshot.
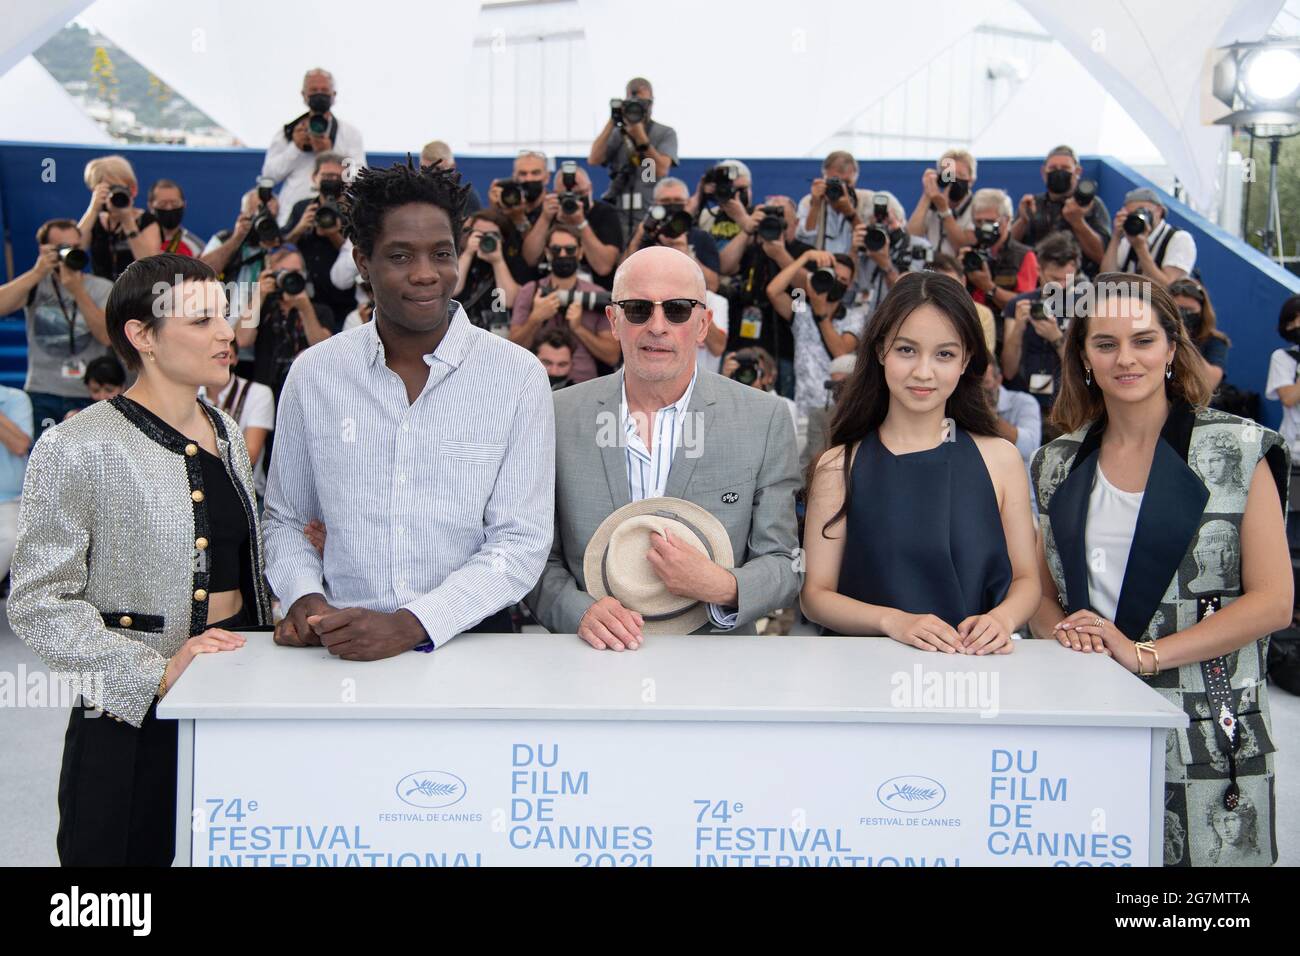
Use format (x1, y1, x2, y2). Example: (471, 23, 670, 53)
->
(2, 141, 1296, 427)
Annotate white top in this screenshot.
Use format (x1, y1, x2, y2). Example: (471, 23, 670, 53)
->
(261, 117, 367, 226)
(1116, 219, 1197, 277)
(1084, 465, 1144, 621)
(695, 291, 729, 375)
(199, 376, 276, 496)
(1265, 346, 1300, 458)
(157, 632, 1185, 728)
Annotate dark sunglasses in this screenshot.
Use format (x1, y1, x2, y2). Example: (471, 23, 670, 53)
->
(548, 245, 580, 256)
(613, 298, 703, 324)
(1168, 280, 1205, 302)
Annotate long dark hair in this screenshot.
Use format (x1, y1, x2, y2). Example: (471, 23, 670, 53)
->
(812, 271, 997, 536)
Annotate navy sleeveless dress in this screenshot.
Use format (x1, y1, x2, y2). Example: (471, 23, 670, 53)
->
(827, 427, 1013, 635)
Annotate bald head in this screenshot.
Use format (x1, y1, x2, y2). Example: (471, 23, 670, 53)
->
(612, 246, 706, 302)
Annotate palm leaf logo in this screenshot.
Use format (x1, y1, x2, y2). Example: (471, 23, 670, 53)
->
(886, 784, 938, 803)
(406, 779, 459, 798)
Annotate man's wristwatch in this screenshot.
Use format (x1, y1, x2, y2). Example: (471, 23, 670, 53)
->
(937, 208, 953, 220)
(575, 220, 589, 231)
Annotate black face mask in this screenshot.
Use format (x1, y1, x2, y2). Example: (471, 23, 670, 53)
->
(1045, 169, 1073, 195)
(946, 179, 970, 203)
(307, 93, 333, 114)
(154, 206, 184, 231)
(1283, 326, 1300, 346)
(1179, 307, 1203, 335)
(548, 374, 572, 390)
(550, 256, 579, 279)
(520, 180, 545, 203)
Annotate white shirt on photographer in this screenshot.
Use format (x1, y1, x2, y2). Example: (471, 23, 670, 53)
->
(262, 117, 367, 226)
(1116, 219, 1196, 276)
(695, 292, 729, 375)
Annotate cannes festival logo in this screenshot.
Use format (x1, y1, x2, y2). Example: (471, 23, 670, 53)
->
(876, 775, 947, 813)
(396, 770, 467, 809)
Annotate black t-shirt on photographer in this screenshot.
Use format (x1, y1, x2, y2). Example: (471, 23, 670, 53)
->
(458, 259, 512, 336)
(721, 237, 808, 369)
(1022, 192, 1111, 276)
(287, 197, 359, 323)
(1000, 288, 1062, 415)
(578, 199, 626, 290)
(253, 295, 338, 399)
(90, 211, 158, 281)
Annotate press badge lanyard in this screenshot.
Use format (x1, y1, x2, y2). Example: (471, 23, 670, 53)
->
(50, 278, 78, 356)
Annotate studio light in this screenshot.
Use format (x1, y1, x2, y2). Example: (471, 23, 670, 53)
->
(1242, 47, 1300, 105)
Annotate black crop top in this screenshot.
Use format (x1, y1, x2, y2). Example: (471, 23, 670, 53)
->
(197, 445, 250, 592)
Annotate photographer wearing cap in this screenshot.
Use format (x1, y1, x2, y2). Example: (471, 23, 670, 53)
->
(589, 77, 678, 233)
(960, 188, 1038, 313)
(1009, 145, 1110, 276)
(0, 220, 112, 440)
(850, 189, 931, 317)
(235, 245, 338, 403)
(620, 178, 721, 292)
(453, 209, 523, 336)
(285, 152, 359, 323)
(1100, 186, 1197, 288)
(510, 223, 619, 383)
(908, 148, 978, 258)
(796, 151, 871, 253)
(522, 161, 624, 290)
(147, 180, 205, 258)
(261, 68, 367, 226)
(77, 155, 162, 281)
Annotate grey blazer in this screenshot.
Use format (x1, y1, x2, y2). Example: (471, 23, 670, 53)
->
(528, 369, 802, 634)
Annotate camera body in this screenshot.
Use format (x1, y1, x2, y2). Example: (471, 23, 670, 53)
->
(824, 177, 851, 203)
(478, 233, 499, 256)
(251, 209, 281, 245)
(703, 165, 736, 202)
(610, 97, 647, 128)
(559, 192, 583, 216)
(107, 184, 132, 209)
(274, 269, 306, 296)
(1073, 179, 1097, 206)
(495, 179, 523, 208)
(730, 351, 763, 387)
(809, 267, 838, 296)
(643, 204, 693, 242)
(1124, 207, 1154, 237)
(57, 244, 88, 271)
(756, 205, 785, 242)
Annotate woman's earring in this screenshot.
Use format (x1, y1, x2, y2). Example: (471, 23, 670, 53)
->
(1084, 366, 1092, 386)
(1165, 362, 1173, 379)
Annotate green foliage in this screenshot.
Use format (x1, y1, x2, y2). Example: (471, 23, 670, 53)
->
(1235, 132, 1300, 257)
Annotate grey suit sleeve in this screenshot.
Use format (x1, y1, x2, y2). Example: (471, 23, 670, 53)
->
(527, 505, 596, 635)
(731, 400, 802, 626)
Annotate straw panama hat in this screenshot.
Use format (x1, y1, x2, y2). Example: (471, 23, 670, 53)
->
(582, 497, 735, 635)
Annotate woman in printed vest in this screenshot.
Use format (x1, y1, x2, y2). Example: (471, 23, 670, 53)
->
(1030, 272, 1291, 866)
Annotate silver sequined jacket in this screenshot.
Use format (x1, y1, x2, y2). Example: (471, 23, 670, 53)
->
(6, 396, 273, 727)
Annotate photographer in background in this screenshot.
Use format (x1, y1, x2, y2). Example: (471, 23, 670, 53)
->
(285, 151, 358, 323)
(999, 232, 1080, 431)
(1169, 277, 1230, 392)
(620, 177, 720, 291)
(1009, 145, 1109, 276)
(716, 196, 806, 399)
(262, 68, 367, 225)
(693, 159, 754, 250)
(77, 155, 162, 281)
(850, 189, 931, 317)
(961, 188, 1037, 313)
(907, 148, 977, 258)
(535, 328, 580, 391)
(147, 179, 206, 257)
(421, 139, 482, 215)
(454, 209, 523, 335)
(0, 220, 112, 440)
(522, 161, 623, 289)
(982, 353, 1040, 472)
(589, 77, 678, 232)
(720, 346, 799, 437)
(490, 150, 549, 265)
(1100, 186, 1196, 288)
(928, 253, 997, 358)
(795, 151, 870, 253)
(235, 245, 338, 402)
(510, 223, 619, 383)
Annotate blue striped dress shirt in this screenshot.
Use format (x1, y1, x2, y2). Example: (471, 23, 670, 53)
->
(262, 303, 556, 648)
(620, 370, 737, 628)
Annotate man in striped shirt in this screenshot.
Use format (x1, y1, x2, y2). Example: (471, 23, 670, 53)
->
(529, 246, 802, 650)
(263, 160, 555, 658)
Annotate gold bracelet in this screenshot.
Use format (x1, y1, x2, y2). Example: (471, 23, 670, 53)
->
(1134, 640, 1159, 677)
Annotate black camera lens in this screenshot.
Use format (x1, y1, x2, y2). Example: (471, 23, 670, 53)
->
(315, 204, 339, 230)
(57, 245, 88, 271)
(1123, 210, 1151, 236)
(559, 192, 581, 215)
(732, 357, 760, 386)
(1030, 301, 1047, 321)
(276, 270, 306, 295)
(622, 98, 647, 125)
(825, 178, 845, 202)
(252, 210, 281, 245)
(962, 249, 986, 272)
(478, 234, 499, 255)
(660, 209, 694, 240)
(864, 225, 889, 252)
(497, 180, 522, 208)
(809, 267, 836, 295)
(108, 185, 131, 208)
(1074, 179, 1097, 205)
(757, 212, 784, 242)
(308, 114, 329, 136)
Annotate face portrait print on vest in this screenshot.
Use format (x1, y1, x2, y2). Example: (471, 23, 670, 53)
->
(582, 497, 735, 635)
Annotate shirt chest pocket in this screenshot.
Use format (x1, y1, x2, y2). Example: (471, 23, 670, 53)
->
(440, 439, 507, 466)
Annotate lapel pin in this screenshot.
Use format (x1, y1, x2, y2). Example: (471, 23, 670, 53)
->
(721, 492, 739, 503)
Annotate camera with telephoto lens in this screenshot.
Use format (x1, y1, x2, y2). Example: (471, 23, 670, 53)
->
(56, 244, 88, 271)
(477, 233, 499, 256)
(274, 269, 306, 296)
(106, 184, 132, 209)
(809, 267, 838, 295)
(559, 192, 583, 215)
(1074, 179, 1097, 206)
(703, 165, 735, 202)
(1124, 207, 1153, 237)
(756, 205, 785, 242)
(643, 203, 693, 241)
(610, 97, 647, 128)
(729, 349, 763, 387)
(552, 288, 612, 311)
(314, 178, 344, 230)
(495, 179, 522, 208)
(962, 221, 1001, 271)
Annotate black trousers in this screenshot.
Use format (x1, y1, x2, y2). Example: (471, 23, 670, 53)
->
(56, 608, 249, 867)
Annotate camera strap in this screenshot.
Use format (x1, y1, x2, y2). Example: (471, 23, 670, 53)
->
(50, 276, 79, 354)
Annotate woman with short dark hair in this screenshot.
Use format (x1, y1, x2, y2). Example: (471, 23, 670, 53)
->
(6, 253, 272, 866)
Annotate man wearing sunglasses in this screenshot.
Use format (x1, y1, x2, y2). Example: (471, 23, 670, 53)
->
(528, 246, 802, 650)
(509, 223, 620, 383)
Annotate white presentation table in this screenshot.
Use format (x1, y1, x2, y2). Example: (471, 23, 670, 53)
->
(159, 633, 1186, 867)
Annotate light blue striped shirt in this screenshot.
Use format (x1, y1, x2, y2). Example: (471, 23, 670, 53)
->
(620, 369, 737, 628)
(262, 302, 556, 648)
